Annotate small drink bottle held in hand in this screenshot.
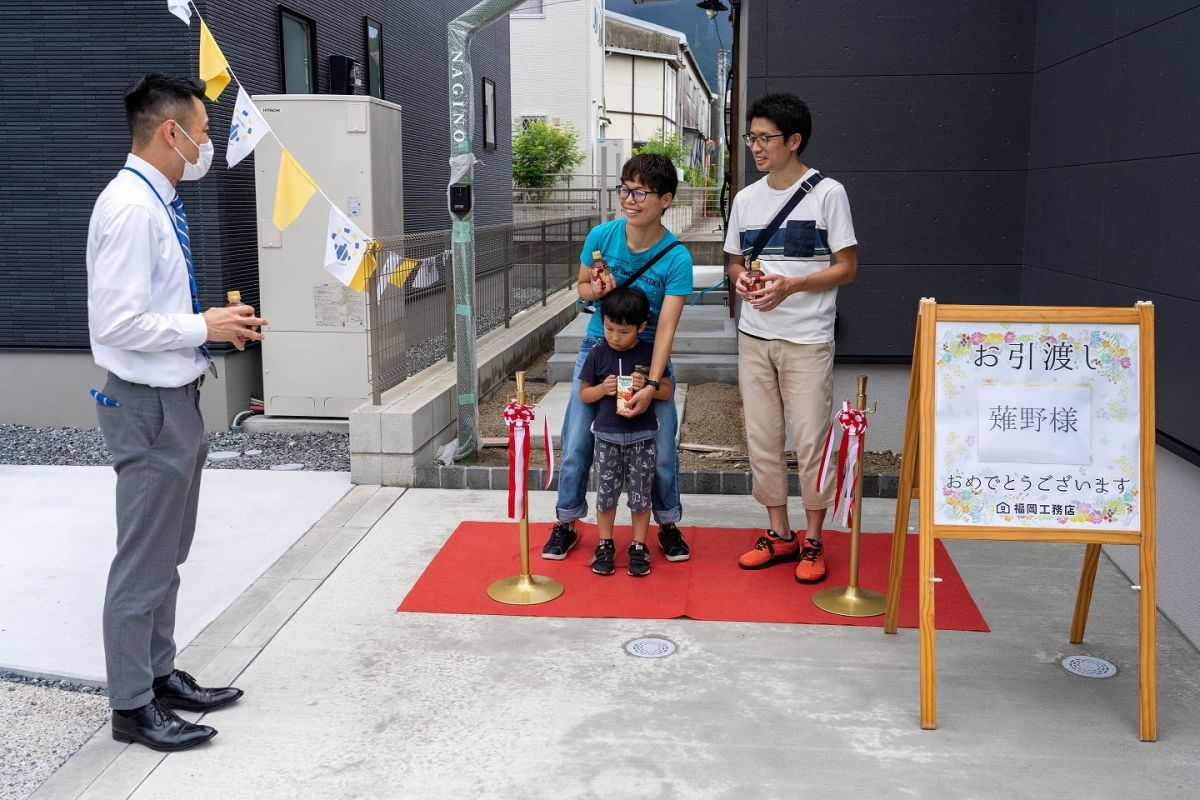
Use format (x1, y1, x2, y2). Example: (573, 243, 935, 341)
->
(745, 259, 765, 293)
(591, 250, 608, 294)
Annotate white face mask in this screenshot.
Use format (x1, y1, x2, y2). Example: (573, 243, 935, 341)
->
(172, 124, 213, 181)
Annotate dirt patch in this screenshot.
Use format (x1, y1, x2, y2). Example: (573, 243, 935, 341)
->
(465, 342, 900, 473)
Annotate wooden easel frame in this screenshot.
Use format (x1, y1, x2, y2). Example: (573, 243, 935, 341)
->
(883, 299, 1157, 741)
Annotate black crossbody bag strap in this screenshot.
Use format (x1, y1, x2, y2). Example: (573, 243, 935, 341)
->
(618, 239, 683, 290)
(580, 239, 683, 314)
(745, 172, 825, 263)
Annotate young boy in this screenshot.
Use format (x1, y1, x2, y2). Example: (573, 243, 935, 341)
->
(542, 153, 694, 564)
(577, 288, 673, 577)
(724, 93, 858, 584)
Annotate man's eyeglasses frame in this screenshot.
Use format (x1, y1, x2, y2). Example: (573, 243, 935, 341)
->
(742, 133, 786, 148)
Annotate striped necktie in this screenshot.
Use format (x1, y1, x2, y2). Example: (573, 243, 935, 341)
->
(169, 195, 215, 375)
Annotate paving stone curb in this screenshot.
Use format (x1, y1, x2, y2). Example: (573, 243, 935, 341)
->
(413, 464, 900, 498)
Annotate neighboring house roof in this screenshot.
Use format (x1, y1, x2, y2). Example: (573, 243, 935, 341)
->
(605, 10, 689, 46)
(605, 10, 714, 98)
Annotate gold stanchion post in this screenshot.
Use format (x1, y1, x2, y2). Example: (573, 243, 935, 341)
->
(812, 374, 887, 617)
(487, 371, 565, 605)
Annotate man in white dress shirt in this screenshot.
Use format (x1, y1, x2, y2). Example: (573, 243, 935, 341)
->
(87, 73, 267, 752)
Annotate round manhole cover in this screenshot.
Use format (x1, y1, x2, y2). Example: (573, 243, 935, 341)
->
(625, 637, 676, 658)
(1062, 655, 1117, 678)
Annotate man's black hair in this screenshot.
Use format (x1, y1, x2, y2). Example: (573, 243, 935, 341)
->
(124, 73, 206, 146)
(747, 93, 813, 156)
(621, 153, 677, 199)
(600, 286, 651, 327)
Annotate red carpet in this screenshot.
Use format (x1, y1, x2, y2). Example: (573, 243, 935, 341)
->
(398, 522, 989, 631)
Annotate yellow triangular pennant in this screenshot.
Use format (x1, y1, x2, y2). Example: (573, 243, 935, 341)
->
(273, 148, 318, 230)
(388, 258, 421, 289)
(199, 20, 231, 101)
(349, 250, 379, 293)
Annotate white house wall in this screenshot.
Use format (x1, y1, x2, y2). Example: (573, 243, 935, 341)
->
(509, 0, 605, 175)
(606, 52, 681, 147)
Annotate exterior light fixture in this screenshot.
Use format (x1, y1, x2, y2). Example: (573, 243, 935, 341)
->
(696, 0, 729, 20)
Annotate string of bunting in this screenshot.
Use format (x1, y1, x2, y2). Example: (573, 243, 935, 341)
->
(502, 401, 555, 519)
(817, 400, 869, 528)
(166, 0, 388, 293)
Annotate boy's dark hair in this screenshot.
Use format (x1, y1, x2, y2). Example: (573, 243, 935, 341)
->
(124, 73, 206, 146)
(747, 93, 812, 156)
(621, 153, 677, 199)
(600, 287, 651, 327)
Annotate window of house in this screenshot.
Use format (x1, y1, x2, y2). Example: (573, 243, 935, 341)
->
(519, 115, 546, 131)
(365, 18, 383, 99)
(280, 9, 316, 93)
(482, 78, 497, 150)
(511, 0, 544, 17)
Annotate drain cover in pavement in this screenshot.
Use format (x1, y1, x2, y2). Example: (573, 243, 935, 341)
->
(1062, 655, 1117, 678)
(625, 637, 676, 658)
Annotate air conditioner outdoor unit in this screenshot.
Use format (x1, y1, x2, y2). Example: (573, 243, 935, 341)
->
(252, 94, 403, 417)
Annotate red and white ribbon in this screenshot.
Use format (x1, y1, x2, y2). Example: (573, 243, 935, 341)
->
(819, 401, 869, 528)
(503, 401, 555, 519)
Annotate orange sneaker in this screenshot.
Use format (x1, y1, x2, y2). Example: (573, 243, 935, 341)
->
(738, 530, 800, 569)
(795, 538, 827, 583)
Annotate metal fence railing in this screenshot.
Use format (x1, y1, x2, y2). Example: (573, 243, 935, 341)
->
(365, 214, 597, 403)
(513, 184, 721, 231)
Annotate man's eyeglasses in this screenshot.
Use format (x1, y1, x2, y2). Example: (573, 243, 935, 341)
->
(615, 186, 661, 202)
(742, 133, 785, 148)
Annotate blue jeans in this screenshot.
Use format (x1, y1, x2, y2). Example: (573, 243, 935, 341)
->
(555, 336, 682, 525)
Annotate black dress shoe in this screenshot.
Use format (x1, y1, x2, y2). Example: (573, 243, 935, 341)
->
(154, 669, 244, 712)
(111, 699, 217, 752)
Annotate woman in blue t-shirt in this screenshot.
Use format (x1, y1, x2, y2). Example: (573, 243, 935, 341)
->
(540, 154, 695, 565)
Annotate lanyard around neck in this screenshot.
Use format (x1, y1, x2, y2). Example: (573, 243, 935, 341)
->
(122, 166, 192, 260)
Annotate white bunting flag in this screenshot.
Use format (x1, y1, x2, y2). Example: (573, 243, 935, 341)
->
(325, 206, 370, 287)
(167, 0, 191, 24)
(226, 87, 270, 167)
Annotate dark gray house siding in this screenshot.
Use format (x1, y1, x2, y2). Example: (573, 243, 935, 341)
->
(0, 1, 511, 350)
(740, 0, 1198, 459)
(1023, 1, 1200, 459)
(739, 0, 1036, 361)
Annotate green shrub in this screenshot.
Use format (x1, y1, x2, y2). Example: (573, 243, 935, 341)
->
(512, 120, 586, 188)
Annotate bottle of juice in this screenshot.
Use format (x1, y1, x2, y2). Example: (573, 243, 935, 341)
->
(225, 290, 244, 307)
(746, 260, 765, 292)
(591, 250, 608, 278)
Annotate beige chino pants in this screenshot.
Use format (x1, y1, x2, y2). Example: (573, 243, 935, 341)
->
(737, 333, 836, 510)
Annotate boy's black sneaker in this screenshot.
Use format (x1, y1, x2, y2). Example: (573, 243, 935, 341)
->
(541, 523, 577, 560)
(627, 542, 651, 577)
(592, 539, 616, 575)
(657, 523, 690, 562)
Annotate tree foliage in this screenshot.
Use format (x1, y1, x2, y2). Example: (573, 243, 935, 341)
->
(633, 128, 687, 169)
(512, 120, 586, 188)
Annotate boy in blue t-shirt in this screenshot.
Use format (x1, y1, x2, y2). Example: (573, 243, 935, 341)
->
(578, 288, 673, 577)
(542, 153, 695, 566)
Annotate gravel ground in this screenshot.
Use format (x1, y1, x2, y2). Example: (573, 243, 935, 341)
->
(0, 678, 108, 800)
(0, 424, 349, 472)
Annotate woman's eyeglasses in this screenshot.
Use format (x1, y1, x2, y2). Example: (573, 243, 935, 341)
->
(615, 186, 661, 202)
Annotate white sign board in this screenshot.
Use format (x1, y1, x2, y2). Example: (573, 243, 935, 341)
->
(933, 322, 1140, 529)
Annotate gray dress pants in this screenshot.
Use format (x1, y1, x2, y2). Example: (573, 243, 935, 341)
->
(96, 373, 207, 710)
